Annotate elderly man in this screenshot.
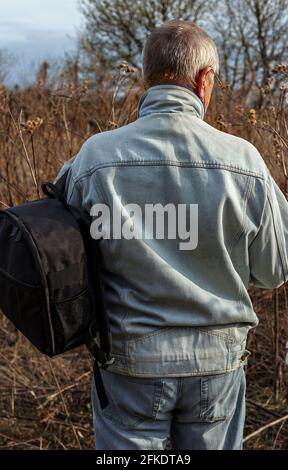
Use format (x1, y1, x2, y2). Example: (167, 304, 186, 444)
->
(60, 20, 288, 450)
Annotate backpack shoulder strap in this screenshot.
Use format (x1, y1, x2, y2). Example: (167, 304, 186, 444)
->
(42, 171, 68, 206)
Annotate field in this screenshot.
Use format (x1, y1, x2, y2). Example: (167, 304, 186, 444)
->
(0, 66, 288, 449)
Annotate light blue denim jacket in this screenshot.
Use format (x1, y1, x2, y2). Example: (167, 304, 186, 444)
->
(60, 85, 288, 377)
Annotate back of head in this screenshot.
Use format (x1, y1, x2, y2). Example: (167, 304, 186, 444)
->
(142, 20, 219, 89)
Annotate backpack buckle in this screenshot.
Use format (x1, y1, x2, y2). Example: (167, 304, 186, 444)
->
(86, 328, 115, 369)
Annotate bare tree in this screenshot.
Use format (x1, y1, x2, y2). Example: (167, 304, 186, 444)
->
(79, 0, 207, 73)
(211, 0, 288, 94)
(79, 0, 288, 102)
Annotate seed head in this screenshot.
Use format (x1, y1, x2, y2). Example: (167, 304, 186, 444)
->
(20, 117, 44, 135)
(118, 61, 137, 74)
(249, 109, 257, 125)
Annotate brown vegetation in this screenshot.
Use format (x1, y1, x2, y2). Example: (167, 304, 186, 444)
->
(0, 62, 287, 449)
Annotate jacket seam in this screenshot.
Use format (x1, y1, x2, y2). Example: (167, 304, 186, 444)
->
(67, 174, 104, 211)
(248, 182, 268, 249)
(125, 352, 232, 361)
(126, 326, 235, 346)
(266, 187, 288, 282)
(66, 177, 81, 206)
(72, 160, 266, 184)
(227, 176, 254, 254)
(92, 171, 108, 205)
(108, 363, 244, 377)
(248, 178, 288, 282)
(233, 177, 254, 315)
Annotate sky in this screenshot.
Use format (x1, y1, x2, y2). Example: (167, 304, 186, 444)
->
(0, 0, 82, 85)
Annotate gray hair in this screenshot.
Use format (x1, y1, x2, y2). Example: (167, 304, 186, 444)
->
(142, 20, 219, 88)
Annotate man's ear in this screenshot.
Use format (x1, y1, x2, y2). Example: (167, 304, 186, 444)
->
(194, 67, 211, 101)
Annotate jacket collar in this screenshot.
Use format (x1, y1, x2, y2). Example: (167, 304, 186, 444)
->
(137, 84, 205, 120)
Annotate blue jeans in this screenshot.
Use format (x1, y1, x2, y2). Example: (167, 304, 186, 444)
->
(92, 365, 246, 450)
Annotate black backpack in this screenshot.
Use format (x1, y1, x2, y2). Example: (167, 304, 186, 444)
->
(0, 171, 114, 408)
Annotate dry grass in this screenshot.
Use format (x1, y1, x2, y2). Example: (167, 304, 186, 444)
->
(0, 65, 288, 449)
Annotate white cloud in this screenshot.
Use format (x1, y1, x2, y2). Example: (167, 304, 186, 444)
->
(0, 26, 28, 44)
(0, 0, 81, 32)
(0, 0, 81, 52)
(0, 0, 82, 84)
(0, 22, 77, 68)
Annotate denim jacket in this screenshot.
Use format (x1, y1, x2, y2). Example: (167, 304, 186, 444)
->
(59, 85, 288, 377)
